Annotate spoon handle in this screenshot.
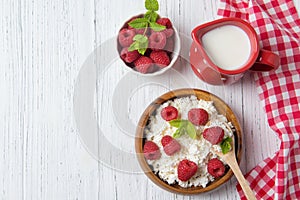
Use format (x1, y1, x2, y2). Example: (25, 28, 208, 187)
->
(226, 155, 256, 200)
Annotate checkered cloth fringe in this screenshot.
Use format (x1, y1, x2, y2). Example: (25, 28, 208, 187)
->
(217, 0, 300, 199)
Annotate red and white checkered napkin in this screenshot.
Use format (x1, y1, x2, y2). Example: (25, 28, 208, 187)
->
(217, 0, 300, 199)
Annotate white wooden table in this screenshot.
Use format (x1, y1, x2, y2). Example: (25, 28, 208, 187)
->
(1, 0, 299, 199)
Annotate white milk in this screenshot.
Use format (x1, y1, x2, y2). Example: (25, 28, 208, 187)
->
(201, 25, 251, 71)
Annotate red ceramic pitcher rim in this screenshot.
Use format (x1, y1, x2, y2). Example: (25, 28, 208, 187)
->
(191, 17, 259, 75)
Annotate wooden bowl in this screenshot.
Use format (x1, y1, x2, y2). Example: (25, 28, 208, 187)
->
(135, 88, 242, 194)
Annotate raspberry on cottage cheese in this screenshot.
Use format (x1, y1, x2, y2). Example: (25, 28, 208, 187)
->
(144, 95, 234, 188)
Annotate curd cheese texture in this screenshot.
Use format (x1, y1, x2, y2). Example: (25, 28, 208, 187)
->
(145, 96, 234, 188)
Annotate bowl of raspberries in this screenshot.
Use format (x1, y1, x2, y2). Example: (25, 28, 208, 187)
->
(117, 0, 180, 75)
(135, 89, 242, 194)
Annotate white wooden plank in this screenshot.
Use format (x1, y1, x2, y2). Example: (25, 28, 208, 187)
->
(4, 0, 99, 199)
(0, 0, 24, 199)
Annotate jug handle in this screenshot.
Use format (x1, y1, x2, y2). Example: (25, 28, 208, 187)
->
(250, 49, 280, 72)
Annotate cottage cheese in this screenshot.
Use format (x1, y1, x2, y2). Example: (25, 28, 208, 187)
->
(144, 95, 234, 188)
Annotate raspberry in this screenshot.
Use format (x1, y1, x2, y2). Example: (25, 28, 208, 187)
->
(134, 56, 155, 74)
(118, 28, 135, 47)
(203, 126, 224, 145)
(163, 28, 174, 38)
(188, 108, 209, 126)
(150, 50, 170, 68)
(151, 28, 174, 38)
(177, 159, 198, 181)
(128, 26, 148, 35)
(161, 135, 181, 156)
(156, 18, 174, 38)
(135, 28, 149, 35)
(143, 141, 161, 160)
(164, 38, 174, 53)
(207, 158, 225, 178)
(120, 47, 141, 63)
(131, 27, 149, 35)
(157, 18, 173, 28)
(149, 32, 167, 50)
(161, 135, 173, 146)
(161, 106, 178, 121)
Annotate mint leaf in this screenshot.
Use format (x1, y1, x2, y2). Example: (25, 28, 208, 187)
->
(173, 127, 185, 138)
(128, 35, 148, 55)
(145, 0, 159, 11)
(145, 10, 158, 22)
(128, 41, 139, 51)
(173, 128, 181, 138)
(133, 34, 148, 43)
(138, 37, 148, 50)
(138, 48, 147, 55)
(170, 119, 196, 139)
(169, 119, 185, 128)
(128, 18, 148, 29)
(186, 121, 197, 139)
(139, 41, 148, 49)
(138, 38, 148, 54)
(149, 22, 166, 31)
(220, 137, 232, 154)
(133, 34, 144, 41)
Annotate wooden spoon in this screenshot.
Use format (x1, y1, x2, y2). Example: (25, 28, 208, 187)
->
(213, 136, 256, 200)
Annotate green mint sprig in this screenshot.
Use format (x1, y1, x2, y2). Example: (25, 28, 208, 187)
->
(220, 137, 232, 154)
(169, 119, 197, 139)
(127, 0, 166, 55)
